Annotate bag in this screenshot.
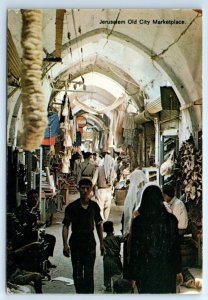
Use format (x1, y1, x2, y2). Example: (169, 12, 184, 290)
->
(160, 150, 175, 176)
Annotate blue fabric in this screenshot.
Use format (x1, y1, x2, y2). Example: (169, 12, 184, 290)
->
(44, 112, 60, 138)
(73, 131, 81, 146)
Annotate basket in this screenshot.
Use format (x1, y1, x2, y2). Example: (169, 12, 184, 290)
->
(115, 189, 127, 206)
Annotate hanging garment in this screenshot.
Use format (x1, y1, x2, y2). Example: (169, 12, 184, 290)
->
(63, 133, 72, 147)
(73, 131, 82, 147)
(99, 130, 105, 150)
(42, 136, 56, 145)
(123, 113, 136, 146)
(60, 93, 67, 123)
(44, 112, 60, 138)
(62, 96, 69, 117)
(62, 155, 70, 173)
(60, 119, 71, 130)
(62, 105, 69, 117)
(114, 103, 126, 148)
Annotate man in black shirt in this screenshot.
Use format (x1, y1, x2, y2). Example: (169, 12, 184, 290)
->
(62, 178, 104, 294)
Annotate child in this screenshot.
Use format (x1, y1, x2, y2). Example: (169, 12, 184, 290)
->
(103, 221, 127, 292)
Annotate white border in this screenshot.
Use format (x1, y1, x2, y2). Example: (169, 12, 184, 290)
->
(1, 1, 208, 300)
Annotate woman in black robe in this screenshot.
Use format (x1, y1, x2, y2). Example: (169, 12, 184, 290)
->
(129, 183, 182, 294)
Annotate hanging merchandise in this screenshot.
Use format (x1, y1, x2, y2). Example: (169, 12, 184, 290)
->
(176, 136, 202, 204)
(63, 132, 72, 147)
(73, 131, 81, 146)
(173, 135, 202, 249)
(42, 113, 59, 146)
(114, 102, 126, 149)
(73, 116, 77, 142)
(61, 149, 71, 174)
(44, 112, 60, 138)
(77, 116, 87, 128)
(73, 94, 126, 114)
(60, 119, 71, 130)
(42, 136, 56, 146)
(62, 97, 69, 117)
(60, 93, 67, 123)
(20, 10, 48, 151)
(70, 119, 75, 144)
(82, 129, 94, 141)
(69, 102, 73, 120)
(99, 129, 109, 152)
(108, 111, 116, 149)
(160, 150, 175, 176)
(76, 116, 86, 137)
(122, 113, 136, 146)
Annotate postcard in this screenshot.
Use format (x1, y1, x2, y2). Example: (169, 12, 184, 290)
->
(6, 8, 202, 296)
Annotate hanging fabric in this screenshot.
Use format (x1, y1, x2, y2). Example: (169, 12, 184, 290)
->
(73, 131, 82, 146)
(42, 136, 56, 146)
(123, 113, 136, 146)
(62, 93, 69, 116)
(44, 112, 60, 138)
(72, 94, 126, 115)
(114, 102, 126, 149)
(63, 131, 72, 147)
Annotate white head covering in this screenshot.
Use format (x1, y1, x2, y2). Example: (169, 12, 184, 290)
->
(123, 169, 148, 234)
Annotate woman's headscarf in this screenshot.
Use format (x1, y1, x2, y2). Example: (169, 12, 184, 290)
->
(123, 169, 148, 234)
(138, 182, 165, 220)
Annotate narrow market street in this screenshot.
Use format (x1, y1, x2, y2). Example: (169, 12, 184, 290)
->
(6, 8, 203, 296)
(42, 193, 202, 295)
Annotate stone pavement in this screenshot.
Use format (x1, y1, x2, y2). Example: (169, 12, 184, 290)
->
(42, 192, 202, 295)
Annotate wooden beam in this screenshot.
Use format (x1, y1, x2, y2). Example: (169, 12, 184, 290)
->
(180, 98, 202, 111)
(55, 9, 65, 58)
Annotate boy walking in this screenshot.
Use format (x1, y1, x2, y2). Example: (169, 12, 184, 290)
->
(103, 221, 126, 292)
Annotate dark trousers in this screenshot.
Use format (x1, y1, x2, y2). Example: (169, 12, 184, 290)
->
(71, 248, 96, 294)
(44, 233, 56, 257)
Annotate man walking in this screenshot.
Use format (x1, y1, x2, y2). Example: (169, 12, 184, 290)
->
(62, 178, 104, 294)
(76, 152, 96, 185)
(92, 152, 116, 221)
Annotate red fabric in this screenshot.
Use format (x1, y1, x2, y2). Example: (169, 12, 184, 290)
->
(78, 127, 83, 135)
(41, 136, 56, 145)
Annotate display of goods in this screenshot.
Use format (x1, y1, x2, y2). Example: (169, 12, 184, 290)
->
(20, 9, 47, 151)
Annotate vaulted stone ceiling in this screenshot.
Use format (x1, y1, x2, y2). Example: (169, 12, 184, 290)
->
(7, 8, 202, 138)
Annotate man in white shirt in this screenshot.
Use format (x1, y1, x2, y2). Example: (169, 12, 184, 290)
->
(92, 153, 116, 221)
(77, 152, 96, 185)
(162, 184, 188, 236)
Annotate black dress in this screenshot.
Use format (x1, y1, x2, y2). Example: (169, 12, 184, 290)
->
(129, 209, 181, 294)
